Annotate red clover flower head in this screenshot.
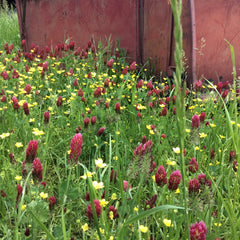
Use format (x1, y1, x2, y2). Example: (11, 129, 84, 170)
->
(216, 82, 223, 93)
(86, 199, 102, 222)
(190, 221, 207, 240)
(172, 95, 176, 105)
(122, 66, 128, 75)
(136, 79, 143, 90)
(115, 102, 121, 114)
(168, 170, 181, 190)
(26, 140, 38, 163)
(17, 184, 23, 202)
(129, 61, 136, 71)
(107, 59, 114, 68)
(23, 102, 29, 116)
(198, 173, 206, 185)
(123, 180, 131, 192)
(78, 88, 84, 97)
(49, 196, 56, 210)
(96, 127, 105, 137)
(104, 78, 109, 87)
(1, 95, 6, 103)
(221, 89, 229, 99)
(57, 96, 63, 107)
(200, 112, 205, 122)
(44, 111, 50, 124)
(43, 61, 49, 71)
(192, 114, 200, 128)
(146, 81, 153, 90)
(1, 190, 6, 197)
(145, 194, 157, 210)
(229, 150, 236, 162)
(233, 161, 238, 172)
(84, 117, 89, 128)
(91, 116, 97, 125)
(94, 87, 101, 98)
(155, 166, 167, 187)
(195, 80, 202, 92)
(24, 84, 31, 94)
(69, 133, 83, 163)
(188, 178, 200, 196)
(73, 78, 78, 87)
(188, 157, 199, 173)
(2, 70, 9, 80)
(32, 158, 43, 182)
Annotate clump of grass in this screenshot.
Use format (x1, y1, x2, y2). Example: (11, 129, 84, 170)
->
(0, 1, 20, 50)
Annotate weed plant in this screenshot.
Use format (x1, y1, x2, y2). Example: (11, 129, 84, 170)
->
(0, 1, 20, 50)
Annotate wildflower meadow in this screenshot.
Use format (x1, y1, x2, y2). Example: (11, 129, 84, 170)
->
(0, 1, 240, 240)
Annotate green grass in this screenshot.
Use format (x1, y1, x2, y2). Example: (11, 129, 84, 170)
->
(0, 1, 240, 239)
(0, 7, 20, 50)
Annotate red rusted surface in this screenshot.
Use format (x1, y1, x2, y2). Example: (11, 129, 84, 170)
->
(16, 0, 140, 61)
(16, 0, 240, 84)
(194, 0, 240, 82)
(143, 1, 172, 75)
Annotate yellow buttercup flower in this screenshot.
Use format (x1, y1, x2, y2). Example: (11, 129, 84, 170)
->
(111, 193, 117, 200)
(82, 223, 89, 232)
(139, 225, 148, 233)
(40, 192, 48, 199)
(199, 133, 207, 138)
(95, 158, 107, 168)
(92, 181, 104, 190)
(32, 128, 45, 136)
(166, 159, 176, 166)
(15, 142, 24, 148)
(172, 147, 180, 154)
(21, 205, 27, 210)
(0, 132, 10, 139)
(15, 176, 22, 181)
(99, 199, 109, 207)
(175, 188, 180, 194)
(80, 171, 95, 179)
(163, 218, 172, 227)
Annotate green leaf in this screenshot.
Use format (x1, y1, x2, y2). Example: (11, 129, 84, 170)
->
(118, 205, 184, 237)
(29, 209, 57, 240)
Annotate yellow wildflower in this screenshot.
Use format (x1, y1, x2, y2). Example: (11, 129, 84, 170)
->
(40, 192, 48, 199)
(21, 205, 26, 210)
(99, 199, 109, 207)
(139, 225, 148, 233)
(15, 142, 23, 148)
(163, 219, 172, 227)
(199, 133, 207, 138)
(82, 223, 89, 232)
(0, 132, 10, 139)
(15, 176, 22, 181)
(95, 158, 107, 168)
(92, 181, 104, 189)
(172, 147, 180, 154)
(111, 193, 117, 200)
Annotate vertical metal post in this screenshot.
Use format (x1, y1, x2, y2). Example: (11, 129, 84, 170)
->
(139, 0, 144, 65)
(21, 0, 27, 40)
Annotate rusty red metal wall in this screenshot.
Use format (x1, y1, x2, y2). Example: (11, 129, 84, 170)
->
(16, 0, 140, 61)
(143, 1, 172, 75)
(16, 0, 240, 84)
(194, 0, 240, 83)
